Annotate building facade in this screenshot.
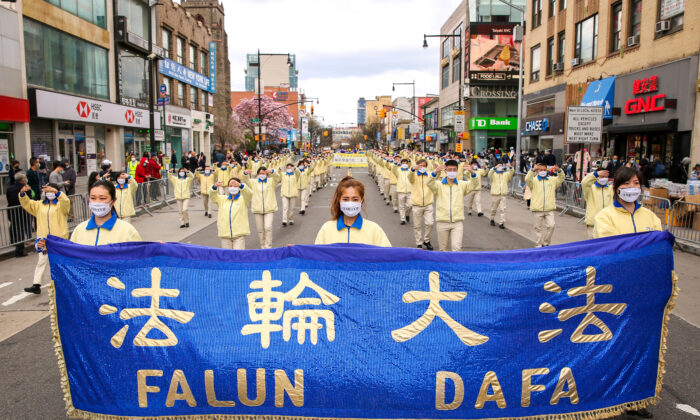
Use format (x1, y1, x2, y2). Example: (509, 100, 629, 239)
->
(244, 53, 298, 92)
(357, 97, 366, 126)
(523, 0, 699, 178)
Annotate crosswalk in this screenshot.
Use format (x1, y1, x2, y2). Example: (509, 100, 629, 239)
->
(1, 281, 47, 307)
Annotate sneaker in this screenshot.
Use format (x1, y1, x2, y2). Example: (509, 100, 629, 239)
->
(282, 222, 287, 227)
(499, 224, 505, 229)
(386, 202, 390, 206)
(423, 242, 433, 251)
(406, 215, 410, 222)
(204, 212, 208, 216)
(400, 220, 406, 225)
(300, 210, 305, 215)
(477, 212, 483, 217)
(185, 223, 190, 228)
(416, 244, 423, 249)
(490, 220, 496, 226)
(626, 408, 653, 418)
(24, 284, 41, 294)
(290, 222, 294, 225)
(208, 214, 212, 218)
(180, 224, 186, 228)
(468, 212, 472, 216)
(394, 209, 398, 213)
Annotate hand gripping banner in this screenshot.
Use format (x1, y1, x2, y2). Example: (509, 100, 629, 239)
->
(46, 231, 677, 420)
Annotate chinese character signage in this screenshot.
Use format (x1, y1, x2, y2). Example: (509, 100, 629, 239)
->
(158, 58, 213, 93)
(208, 41, 217, 94)
(333, 152, 367, 167)
(46, 231, 676, 419)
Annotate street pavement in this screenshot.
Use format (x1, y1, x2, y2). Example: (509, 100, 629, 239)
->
(0, 166, 698, 419)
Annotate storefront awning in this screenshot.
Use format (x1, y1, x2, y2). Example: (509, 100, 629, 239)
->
(580, 76, 615, 119)
(0, 95, 30, 123)
(608, 119, 677, 134)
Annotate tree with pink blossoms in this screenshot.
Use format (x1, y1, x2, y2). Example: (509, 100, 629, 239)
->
(233, 96, 295, 139)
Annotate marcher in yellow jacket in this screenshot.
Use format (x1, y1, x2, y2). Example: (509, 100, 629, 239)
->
(393, 158, 413, 224)
(168, 168, 194, 228)
(209, 178, 253, 249)
(428, 160, 478, 252)
(71, 180, 141, 246)
(297, 160, 313, 215)
(387, 156, 400, 211)
(114, 173, 138, 222)
(215, 162, 233, 188)
(408, 159, 435, 250)
(464, 160, 488, 217)
(242, 166, 281, 249)
(582, 169, 614, 238)
(487, 162, 514, 229)
(19, 182, 70, 294)
(525, 164, 566, 247)
(280, 163, 299, 227)
(196, 166, 217, 218)
(594, 167, 661, 238)
(315, 176, 391, 246)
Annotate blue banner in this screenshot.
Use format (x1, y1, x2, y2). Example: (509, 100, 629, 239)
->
(46, 232, 676, 419)
(208, 41, 217, 94)
(158, 58, 213, 93)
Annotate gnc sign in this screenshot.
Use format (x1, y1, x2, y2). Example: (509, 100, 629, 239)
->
(624, 75, 666, 115)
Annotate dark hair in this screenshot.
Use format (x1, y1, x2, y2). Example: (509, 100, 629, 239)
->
(445, 159, 459, 168)
(228, 177, 241, 187)
(257, 166, 267, 175)
(30, 157, 38, 166)
(613, 167, 643, 201)
(89, 180, 118, 216)
(87, 172, 100, 189)
(52, 160, 64, 170)
(330, 176, 365, 220)
(401, 158, 409, 164)
(45, 182, 61, 191)
(470, 159, 479, 165)
(416, 159, 427, 166)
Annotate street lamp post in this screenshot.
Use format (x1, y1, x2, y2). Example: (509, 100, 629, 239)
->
(252, 51, 293, 151)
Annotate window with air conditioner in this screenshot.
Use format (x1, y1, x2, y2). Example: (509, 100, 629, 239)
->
(557, 31, 565, 67)
(656, 0, 684, 35)
(546, 37, 554, 76)
(629, 0, 642, 39)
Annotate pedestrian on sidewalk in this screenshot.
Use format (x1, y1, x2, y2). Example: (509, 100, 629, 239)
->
(196, 166, 216, 218)
(127, 153, 138, 179)
(26, 158, 42, 201)
(209, 178, 252, 249)
(70, 180, 141, 245)
(114, 172, 138, 223)
(408, 159, 434, 250)
(581, 169, 613, 239)
(280, 162, 299, 227)
(49, 161, 68, 192)
(394, 158, 412, 224)
(7, 173, 32, 257)
(315, 176, 391, 246)
(19, 182, 70, 294)
(168, 167, 194, 228)
(428, 160, 479, 252)
(134, 154, 150, 207)
(525, 163, 565, 247)
(147, 153, 162, 202)
(465, 159, 487, 217)
(242, 166, 280, 249)
(487, 161, 514, 229)
(297, 160, 312, 215)
(593, 167, 661, 239)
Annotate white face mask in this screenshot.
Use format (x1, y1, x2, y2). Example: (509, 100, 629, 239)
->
(45, 192, 56, 201)
(178, 172, 185, 178)
(618, 187, 641, 203)
(299, 165, 305, 170)
(446, 171, 458, 180)
(228, 186, 240, 196)
(597, 177, 609, 186)
(496, 165, 503, 171)
(89, 202, 112, 218)
(401, 164, 408, 169)
(418, 167, 427, 174)
(339, 201, 362, 218)
(258, 174, 267, 181)
(538, 171, 548, 178)
(131, 157, 136, 162)
(117, 178, 125, 185)
(286, 169, 294, 174)
(205, 170, 211, 175)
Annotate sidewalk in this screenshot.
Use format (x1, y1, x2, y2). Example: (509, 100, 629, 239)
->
(480, 192, 700, 328)
(0, 195, 215, 342)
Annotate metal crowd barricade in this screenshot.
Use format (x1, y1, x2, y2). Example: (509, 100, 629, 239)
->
(557, 181, 586, 219)
(640, 194, 673, 231)
(669, 199, 700, 245)
(510, 172, 526, 199)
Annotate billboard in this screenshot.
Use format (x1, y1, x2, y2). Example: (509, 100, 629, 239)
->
(416, 97, 433, 120)
(466, 23, 520, 85)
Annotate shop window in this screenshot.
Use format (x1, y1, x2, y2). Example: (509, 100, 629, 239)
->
(176, 37, 185, 65)
(557, 31, 565, 66)
(441, 64, 449, 90)
(200, 51, 208, 76)
(189, 44, 197, 70)
(190, 86, 197, 110)
(628, 0, 642, 39)
(546, 37, 554, 76)
(532, 0, 542, 29)
(23, 18, 109, 100)
(177, 82, 184, 107)
(118, 0, 147, 39)
(657, 0, 684, 35)
(574, 14, 597, 64)
(530, 44, 541, 82)
(161, 28, 171, 58)
(45, 0, 106, 28)
(548, 0, 556, 17)
(610, 2, 622, 53)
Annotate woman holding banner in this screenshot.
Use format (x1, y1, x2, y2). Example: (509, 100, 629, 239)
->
(593, 167, 661, 239)
(315, 176, 391, 246)
(70, 180, 141, 245)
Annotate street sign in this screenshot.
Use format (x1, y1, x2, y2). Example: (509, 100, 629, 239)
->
(409, 123, 421, 133)
(251, 118, 260, 123)
(566, 106, 603, 143)
(159, 83, 167, 98)
(454, 110, 466, 132)
(456, 142, 463, 153)
(254, 126, 266, 134)
(154, 129, 164, 142)
(157, 97, 169, 106)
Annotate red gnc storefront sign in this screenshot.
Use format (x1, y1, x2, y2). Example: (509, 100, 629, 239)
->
(624, 75, 666, 115)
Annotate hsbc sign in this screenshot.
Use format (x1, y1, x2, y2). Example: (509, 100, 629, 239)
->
(33, 89, 160, 129)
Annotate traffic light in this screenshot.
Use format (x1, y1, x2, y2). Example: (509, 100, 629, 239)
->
(379, 109, 387, 119)
(310, 105, 314, 116)
(255, 135, 259, 141)
(421, 119, 425, 126)
(364, 135, 368, 140)
(323, 131, 328, 136)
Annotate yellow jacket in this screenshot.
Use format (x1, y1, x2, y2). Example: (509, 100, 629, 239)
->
(393, 166, 412, 193)
(280, 169, 300, 198)
(314, 214, 391, 246)
(70, 214, 141, 245)
(594, 201, 662, 238)
(208, 184, 253, 238)
(408, 170, 434, 206)
(247, 159, 263, 175)
(114, 178, 138, 218)
(428, 175, 478, 223)
(581, 172, 614, 226)
(168, 172, 194, 200)
(215, 165, 232, 186)
(488, 168, 514, 196)
(525, 170, 565, 212)
(20, 191, 70, 239)
(196, 170, 217, 193)
(297, 166, 313, 190)
(243, 170, 281, 214)
(388, 162, 399, 184)
(465, 168, 488, 189)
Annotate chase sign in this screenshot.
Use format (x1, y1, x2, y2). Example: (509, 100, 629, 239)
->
(524, 118, 549, 133)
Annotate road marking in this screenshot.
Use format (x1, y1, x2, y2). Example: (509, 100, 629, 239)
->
(1, 283, 46, 307)
(677, 404, 700, 417)
(0, 282, 12, 290)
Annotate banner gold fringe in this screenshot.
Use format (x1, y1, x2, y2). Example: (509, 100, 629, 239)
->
(48, 271, 681, 420)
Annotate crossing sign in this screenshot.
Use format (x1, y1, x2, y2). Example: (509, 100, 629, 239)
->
(159, 83, 167, 98)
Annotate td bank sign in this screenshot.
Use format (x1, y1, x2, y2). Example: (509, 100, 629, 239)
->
(469, 117, 518, 131)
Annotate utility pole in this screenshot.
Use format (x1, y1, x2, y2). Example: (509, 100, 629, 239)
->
(257, 49, 262, 152)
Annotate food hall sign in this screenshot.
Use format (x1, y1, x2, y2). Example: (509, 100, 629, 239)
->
(625, 75, 666, 115)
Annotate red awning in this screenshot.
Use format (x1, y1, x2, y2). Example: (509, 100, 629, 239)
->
(0, 95, 30, 123)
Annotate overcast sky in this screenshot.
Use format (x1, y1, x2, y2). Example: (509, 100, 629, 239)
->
(224, 0, 464, 126)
